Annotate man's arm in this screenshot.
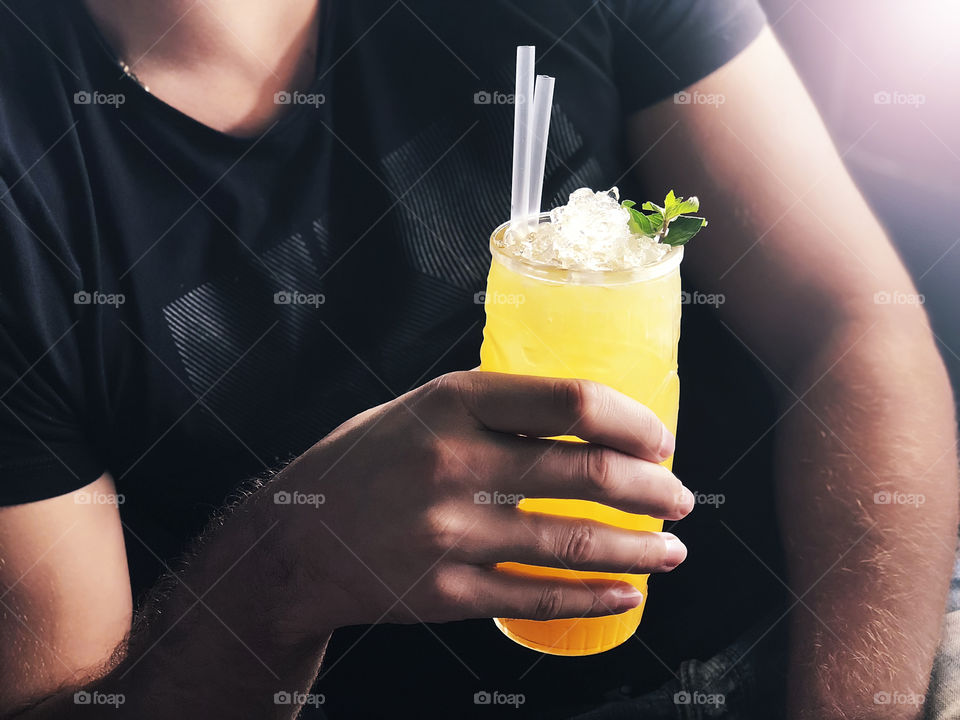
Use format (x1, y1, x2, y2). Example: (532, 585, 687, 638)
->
(0, 475, 132, 707)
(1, 373, 695, 719)
(0, 473, 334, 719)
(628, 28, 958, 720)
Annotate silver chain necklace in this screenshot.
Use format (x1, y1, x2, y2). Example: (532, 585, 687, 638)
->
(117, 59, 150, 93)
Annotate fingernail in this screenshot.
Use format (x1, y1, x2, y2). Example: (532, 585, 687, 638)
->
(661, 533, 687, 569)
(658, 427, 675, 460)
(676, 487, 695, 515)
(605, 586, 644, 612)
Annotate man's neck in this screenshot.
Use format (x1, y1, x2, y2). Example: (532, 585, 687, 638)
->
(84, 0, 321, 136)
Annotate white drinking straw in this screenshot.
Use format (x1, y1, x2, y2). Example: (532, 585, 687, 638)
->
(510, 46, 535, 233)
(526, 74, 555, 220)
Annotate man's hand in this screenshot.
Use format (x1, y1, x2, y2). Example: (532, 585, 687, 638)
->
(274, 370, 691, 632)
(2, 371, 691, 719)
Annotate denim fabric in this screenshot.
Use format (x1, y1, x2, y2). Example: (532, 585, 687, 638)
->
(924, 548, 960, 720)
(568, 609, 788, 720)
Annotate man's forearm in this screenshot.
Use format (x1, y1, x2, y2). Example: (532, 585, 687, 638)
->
(777, 312, 958, 720)
(12, 480, 332, 720)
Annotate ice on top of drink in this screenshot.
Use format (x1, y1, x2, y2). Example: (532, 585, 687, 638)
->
(496, 186, 708, 272)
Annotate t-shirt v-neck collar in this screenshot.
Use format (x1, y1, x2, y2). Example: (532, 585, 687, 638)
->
(72, 0, 336, 146)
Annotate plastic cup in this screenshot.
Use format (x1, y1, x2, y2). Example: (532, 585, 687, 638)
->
(478, 214, 683, 656)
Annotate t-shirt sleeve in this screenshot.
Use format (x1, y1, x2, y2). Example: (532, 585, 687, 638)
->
(0, 175, 104, 506)
(608, 0, 767, 114)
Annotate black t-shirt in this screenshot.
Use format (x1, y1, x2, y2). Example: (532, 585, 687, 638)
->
(0, 1, 781, 717)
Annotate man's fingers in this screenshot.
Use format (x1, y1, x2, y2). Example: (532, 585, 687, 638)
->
(449, 371, 673, 462)
(458, 510, 687, 574)
(463, 565, 645, 621)
(487, 434, 693, 519)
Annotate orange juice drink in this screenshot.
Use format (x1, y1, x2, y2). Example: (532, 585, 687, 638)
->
(478, 189, 684, 656)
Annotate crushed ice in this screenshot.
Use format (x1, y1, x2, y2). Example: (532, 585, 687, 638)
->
(497, 187, 670, 271)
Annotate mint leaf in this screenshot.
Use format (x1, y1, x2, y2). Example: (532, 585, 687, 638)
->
(663, 191, 700, 220)
(622, 200, 662, 237)
(661, 215, 707, 246)
(622, 190, 707, 246)
(627, 207, 660, 237)
(670, 196, 700, 217)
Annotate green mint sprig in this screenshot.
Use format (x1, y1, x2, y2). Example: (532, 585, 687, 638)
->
(622, 190, 707, 247)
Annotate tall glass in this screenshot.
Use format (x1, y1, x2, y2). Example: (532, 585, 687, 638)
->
(478, 214, 683, 656)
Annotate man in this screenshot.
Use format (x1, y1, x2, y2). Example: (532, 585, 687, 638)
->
(0, 0, 956, 718)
